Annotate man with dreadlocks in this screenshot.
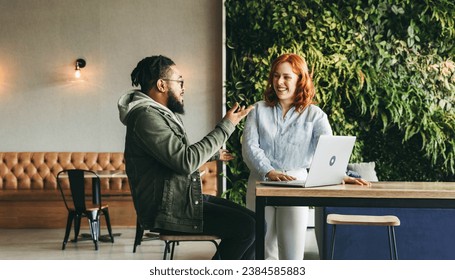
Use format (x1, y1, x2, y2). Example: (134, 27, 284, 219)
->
(117, 55, 256, 259)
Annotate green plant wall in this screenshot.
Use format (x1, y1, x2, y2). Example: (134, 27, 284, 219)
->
(224, 0, 455, 205)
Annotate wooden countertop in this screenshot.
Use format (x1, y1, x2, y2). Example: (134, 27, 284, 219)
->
(256, 181, 455, 199)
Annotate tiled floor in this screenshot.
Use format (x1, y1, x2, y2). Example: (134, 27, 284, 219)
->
(0, 227, 320, 260)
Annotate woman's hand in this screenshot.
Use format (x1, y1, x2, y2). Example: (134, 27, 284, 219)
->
(218, 149, 234, 162)
(266, 170, 296, 181)
(342, 176, 371, 186)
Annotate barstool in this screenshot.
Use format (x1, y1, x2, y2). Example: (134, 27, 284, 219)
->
(327, 214, 400, 260)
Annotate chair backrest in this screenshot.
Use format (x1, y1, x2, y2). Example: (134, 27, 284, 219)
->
(57, 169, 101, 214)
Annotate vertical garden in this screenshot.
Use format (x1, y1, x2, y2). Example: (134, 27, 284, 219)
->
(224, 0, 454, 204)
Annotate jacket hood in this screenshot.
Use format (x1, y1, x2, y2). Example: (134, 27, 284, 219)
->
(117, 90, 153, 125)
(118, 90, 174, 125)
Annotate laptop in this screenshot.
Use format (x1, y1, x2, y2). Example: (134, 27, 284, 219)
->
(260, 135, 356, 188)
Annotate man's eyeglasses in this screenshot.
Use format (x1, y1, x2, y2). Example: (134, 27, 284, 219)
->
(162, 79, 184, 89)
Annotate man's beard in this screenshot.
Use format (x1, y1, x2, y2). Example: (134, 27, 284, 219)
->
(167, 89, 184, 114)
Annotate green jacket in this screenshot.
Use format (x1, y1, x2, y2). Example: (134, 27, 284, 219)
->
(117, 90, 235, 233)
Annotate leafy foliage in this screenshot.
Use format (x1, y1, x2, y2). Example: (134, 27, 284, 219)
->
(224, 0, 455, 205)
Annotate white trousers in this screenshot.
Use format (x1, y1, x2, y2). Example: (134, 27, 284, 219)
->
(264, 206, 309, 260)
(247, 173, 309, 260)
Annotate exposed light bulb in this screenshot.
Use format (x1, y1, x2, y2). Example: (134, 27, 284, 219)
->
(74, 58, 86, 79)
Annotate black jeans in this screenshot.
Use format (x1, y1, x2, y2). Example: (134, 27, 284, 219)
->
(202, 195, 256, 260)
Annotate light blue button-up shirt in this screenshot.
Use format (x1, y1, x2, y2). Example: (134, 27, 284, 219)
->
(242, 101, 333, 180)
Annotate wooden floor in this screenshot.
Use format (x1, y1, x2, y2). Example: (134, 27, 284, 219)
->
(0, 227, 320, 260)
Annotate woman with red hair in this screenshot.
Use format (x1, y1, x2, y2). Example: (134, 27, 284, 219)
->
(242, 53, 367, 259)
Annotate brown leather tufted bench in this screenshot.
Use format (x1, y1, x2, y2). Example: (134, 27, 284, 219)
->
(0, 152, 220, 228)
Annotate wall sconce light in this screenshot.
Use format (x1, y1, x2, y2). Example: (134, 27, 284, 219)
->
(75, 58, 86, 79)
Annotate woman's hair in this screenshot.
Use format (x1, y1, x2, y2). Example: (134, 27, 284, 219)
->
(263, 53, 315, 112)
(131, 55, 175, 93)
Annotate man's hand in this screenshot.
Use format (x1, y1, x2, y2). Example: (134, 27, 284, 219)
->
(218, 149, 234, 162)
(224, 102, 254, 126)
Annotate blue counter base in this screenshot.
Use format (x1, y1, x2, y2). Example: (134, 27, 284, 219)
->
(315, 207, 455, 260)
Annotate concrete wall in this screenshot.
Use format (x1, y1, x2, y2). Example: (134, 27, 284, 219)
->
(0, 0, 223, 152)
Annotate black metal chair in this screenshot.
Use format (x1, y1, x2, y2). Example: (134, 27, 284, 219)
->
(132, 217, 219, 259)
(57, 169, 114, 250)
(132, 217, 159, 253)
(159, 231, 219, 260)
(130, 166, 220, 259)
